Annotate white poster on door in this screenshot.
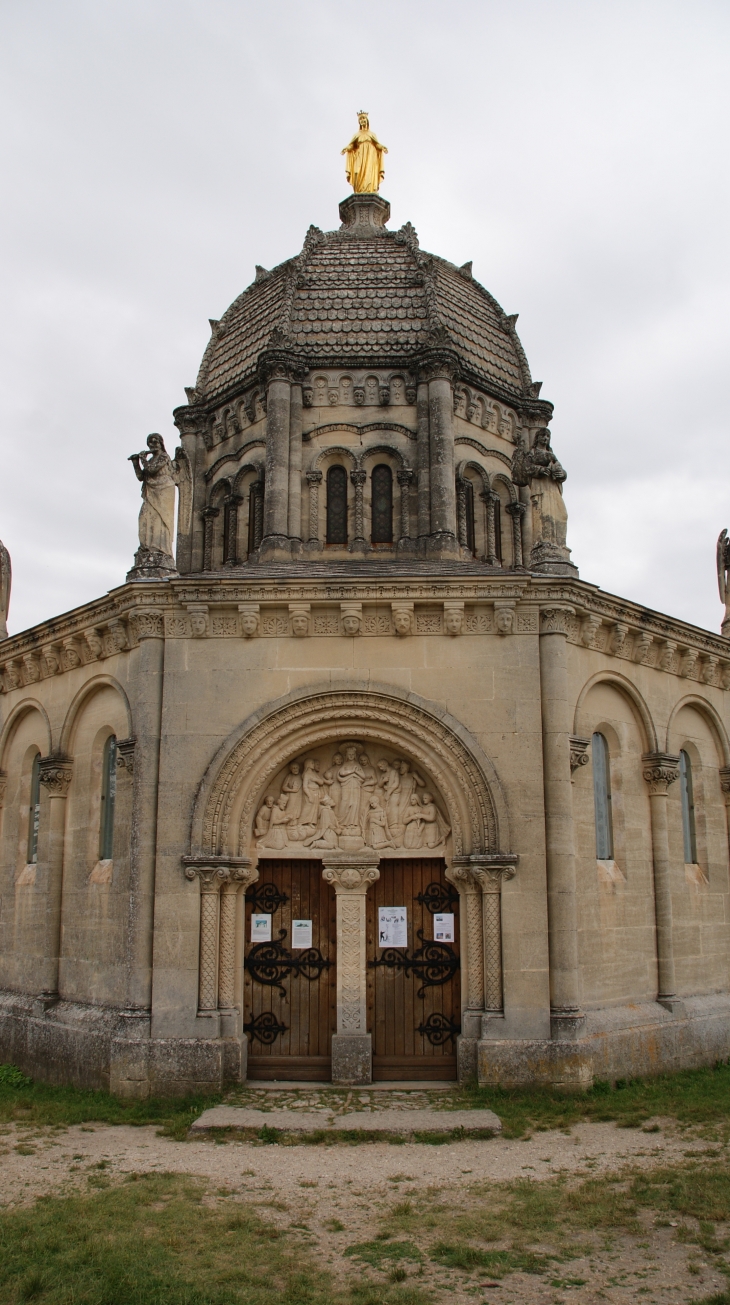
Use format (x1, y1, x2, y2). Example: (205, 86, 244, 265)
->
(433, 912, 455, 943)
(291, 919, 313, 949)
(251, 913, 272, 942)
(378, 906, 408, 948)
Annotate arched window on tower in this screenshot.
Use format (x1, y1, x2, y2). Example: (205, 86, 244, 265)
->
(371, 464, 393, 544)
(679, 749, 697, 864)
(248, 479, 264, 554)
(27, 753, 41, 865)
(464, 479, 475, 555)
(592, 732, 614, 859)
(326, 465, 348, 544)
(99, 736, 117, 861)
(494, 498, 503, 564)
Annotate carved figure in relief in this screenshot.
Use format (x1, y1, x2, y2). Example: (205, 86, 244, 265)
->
(511, 428, 568, 555)
(128, 434, 183, 562)
(336, 745, 366, 834)
(420, 792, 451, 848)
(0, 538, 11, 640)
(341, 112, 388, 193)
(281, 762, 303, 829)
(304, 795, 339, 849)
(358, 753, 377, 829)
(378, 758, 401, 827)
(403, 793, 425, 848)
(298, 759, 325, 839)
(365, 798, 395, 850)
(323, 751, 344, 816)
(254, 795, 275, 841)
(259, 794, 290, 849)
(390, 760, 425, 842)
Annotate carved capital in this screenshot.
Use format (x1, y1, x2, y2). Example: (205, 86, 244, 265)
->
(306, 470, 323, 486)
(719, 766, 730, 795)
(450, 852, 518, 893)
(321, 851, 380, 894)
(505, 500, 527, 520)
(183, 856, 255, 892)
(115, 737, 136, 774)
(416, 348, 460, 385)
(569, 736, 591, 772)
(539, 605, 574, 636)
(350, 469, 367, 488)
(642, 752, 680, 795)
(397, 467, 414, 487)
(38, 754, 73, 798)
(129, 608, 164, 641)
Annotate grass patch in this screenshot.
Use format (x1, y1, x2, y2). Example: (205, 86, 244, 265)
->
(430, 1241, 552, 1277)
(0, 1171, 341, 1304)
(454, 1059, 730, 1137)
(344, 1240, 424, 1267)
(0, 1064, 221, 1139)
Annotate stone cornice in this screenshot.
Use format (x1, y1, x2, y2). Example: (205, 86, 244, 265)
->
(1, 574, 729, 692)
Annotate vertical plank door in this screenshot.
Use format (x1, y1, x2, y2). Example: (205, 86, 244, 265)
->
(244, 860, 336, 1081)
(367, 858, 461, 1081)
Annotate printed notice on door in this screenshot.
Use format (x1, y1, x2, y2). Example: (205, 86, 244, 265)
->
(251, 914, 271, 942)
(291, 919, 313, 949)
(379, 907, 408, 948)
(433, 912, 455, 943)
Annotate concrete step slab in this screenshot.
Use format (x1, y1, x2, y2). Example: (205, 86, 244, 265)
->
(189, 1104, 501, 1136)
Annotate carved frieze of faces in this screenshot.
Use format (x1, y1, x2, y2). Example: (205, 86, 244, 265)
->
(251, 740, 451, 859)
(391, 604, 413, 637)
(239, 604, 260, 638)
(187, 605, 209, 638)
(494, 604, 515, 636)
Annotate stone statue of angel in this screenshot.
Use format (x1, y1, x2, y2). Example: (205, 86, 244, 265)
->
(0, 538, 10, 640)
(128, 434, 191, 574)
(717, 529, 730, 635)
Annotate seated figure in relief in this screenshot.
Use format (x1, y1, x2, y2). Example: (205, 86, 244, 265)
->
(259, 794, 290, 849)
(364, 798, 395, 850)
(304, 795, 340, 849)
(254, 794, 276, 841)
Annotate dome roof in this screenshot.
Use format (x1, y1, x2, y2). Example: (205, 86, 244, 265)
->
(193, 197, 535, 408)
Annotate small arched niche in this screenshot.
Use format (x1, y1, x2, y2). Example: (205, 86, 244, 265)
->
(249, 740, 451, 860)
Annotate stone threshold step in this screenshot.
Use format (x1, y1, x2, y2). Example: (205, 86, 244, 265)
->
(190, 1105, 501, 1136)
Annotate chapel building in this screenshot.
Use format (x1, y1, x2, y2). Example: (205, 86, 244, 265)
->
(1, 187, 730, 1095)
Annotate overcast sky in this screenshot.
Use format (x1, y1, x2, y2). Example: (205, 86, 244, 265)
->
(1, 0, 728, 636)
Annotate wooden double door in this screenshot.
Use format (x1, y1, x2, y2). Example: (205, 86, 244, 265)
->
(367, 859, 461, 1081)
(243, 860, 336, 1081)
(243, 858, 461, 1082)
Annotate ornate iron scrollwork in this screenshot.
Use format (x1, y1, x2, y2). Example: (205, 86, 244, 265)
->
(243, 1011, 288, 1045)
(416, 881, 459, 915)
(369, 930, 459, 997)
(245, 933, 332, 997)
(247, 881, 289, 914)
(416, 1011, 461, 1047)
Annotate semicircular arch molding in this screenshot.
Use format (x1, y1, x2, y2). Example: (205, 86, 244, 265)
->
(573, 672, 658, 753)
(190, 683, 510, 860)
(0, 699, 52, 764)
(59, 675, 133, 755)
(456, 459, 490, 491)
(359, 444, 409, 470)
(666, 695, 730, 766)
(310, 445, 358, 472)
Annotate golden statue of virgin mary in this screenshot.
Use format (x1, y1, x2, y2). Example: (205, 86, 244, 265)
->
(341, 112, 388, 193)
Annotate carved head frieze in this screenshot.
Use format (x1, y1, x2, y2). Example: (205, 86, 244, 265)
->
(250, 739, 451, 860)
(239, 603, 260, 637)
(187, 604, 209, 638)
(341, 603, 362, 637)
(391, 603, 413, 637)
(494, 603, 515, 636)
(289, 604, 310, 637)
(444, 602, 464, 637)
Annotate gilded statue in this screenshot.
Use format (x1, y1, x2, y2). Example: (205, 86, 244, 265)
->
(341, 112, 388, 194)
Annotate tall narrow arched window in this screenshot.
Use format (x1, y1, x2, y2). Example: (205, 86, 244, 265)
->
(494, 498, 503, 564)
(679, 749, 697, 864)
(27, 754, 41, 864)
(326, 465, 348, 544)
(592, 732, 614, 859)
(464, 479, 475, 555)
(371, 464, 393, 543)
(99, 736, 117, 861)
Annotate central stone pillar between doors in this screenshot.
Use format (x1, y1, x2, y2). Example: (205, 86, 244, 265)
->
(321, 851, 381, 1085)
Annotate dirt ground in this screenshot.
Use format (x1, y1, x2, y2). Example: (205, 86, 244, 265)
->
(1, 1095, 728, 1304)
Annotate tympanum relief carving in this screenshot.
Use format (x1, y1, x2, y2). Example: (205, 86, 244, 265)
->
(253, 742, 451, 858)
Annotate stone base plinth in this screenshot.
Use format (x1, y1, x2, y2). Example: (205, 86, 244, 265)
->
(331, 1033, 372, 1085)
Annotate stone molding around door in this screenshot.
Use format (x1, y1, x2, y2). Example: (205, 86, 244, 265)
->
(183, 856, 259, 1015)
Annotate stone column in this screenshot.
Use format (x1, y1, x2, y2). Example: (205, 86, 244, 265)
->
(321, 851, 380, 1085)
(201, 507, 219, 571)
(720, 767, 730, 861)
(37, 755, 73, 1000)
(484, 489, 499, 565)
(262, 369, 292, 557)
(306, 470, 322, 549)
(250, 481, 264, 551)
(642, 753, 682, 1011)
(447, 862, 485, 1013)
(349, 469, 367, 553)
(397, 468, 413, 542)
(506, 500, 526, 568)
(222, 494, 242, 566)
(471, 860, 518, 1012)
(126, 608, 165, 1011)
(287, 383, 303, 547)
(416, 381, 431, 541)
(218, 862, 258, 1012)
(539, 605, 584, 1039)
(423, 355, 459, 555)
(183, 862, 228, 1011)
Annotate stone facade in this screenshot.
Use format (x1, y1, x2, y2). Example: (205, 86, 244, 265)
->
(1, 194, 730, 1094)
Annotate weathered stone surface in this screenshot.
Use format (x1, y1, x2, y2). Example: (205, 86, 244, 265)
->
(189, 1104, 502, 1135)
